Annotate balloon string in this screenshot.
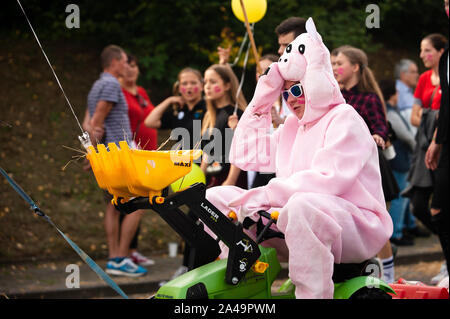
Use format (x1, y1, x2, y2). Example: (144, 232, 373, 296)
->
(16, 0, 84, 134)
(229, 30, 249, 68)
(234, 23, 253, 114)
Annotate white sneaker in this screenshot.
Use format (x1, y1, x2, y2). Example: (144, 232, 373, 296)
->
(171, 265, 188, 279)
(131, 251, 155, 266)
(437, 276, 449, 289)
(431, 263, 448, 285)
(159, 265, 188, 287)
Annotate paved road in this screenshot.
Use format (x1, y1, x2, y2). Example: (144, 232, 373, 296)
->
(1, 235, 445, 299)
(121, 259, 446, 299)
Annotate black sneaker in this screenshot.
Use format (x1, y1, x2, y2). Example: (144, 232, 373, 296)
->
(402, 231, 415, 241)
(404, 226, 431, 238)
(390, 236, 415, 246)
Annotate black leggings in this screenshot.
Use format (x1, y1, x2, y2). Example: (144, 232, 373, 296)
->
(431, 144, 449, 271)
(410, 186, 435, 234)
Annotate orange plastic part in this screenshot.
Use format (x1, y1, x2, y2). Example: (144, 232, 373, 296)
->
(86, 141, 202, 202)
(388, 283, 449, 299)
(228, 211, 237, 221)
(252, 260, 269, 274)
(270, 211, 279, 220)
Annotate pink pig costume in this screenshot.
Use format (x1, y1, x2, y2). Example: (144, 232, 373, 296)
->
(205, 18, 393, 298)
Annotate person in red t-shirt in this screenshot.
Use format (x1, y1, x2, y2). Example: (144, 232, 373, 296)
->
(121, 54, 158, 151)
(407, 33, 447, 239)
(411, 33, 447, 127)
(116, 53, 157, 267)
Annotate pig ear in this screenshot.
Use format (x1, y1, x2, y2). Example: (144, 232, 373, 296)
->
(306, 17, 321, 43)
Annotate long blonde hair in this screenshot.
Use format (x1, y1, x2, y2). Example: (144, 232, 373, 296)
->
(339, 47, 387, 118)
(201, 64, 247, 135)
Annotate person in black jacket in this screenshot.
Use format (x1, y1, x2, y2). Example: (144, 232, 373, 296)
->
(425, 0, 449, 277)
(380, 79, 418, 246)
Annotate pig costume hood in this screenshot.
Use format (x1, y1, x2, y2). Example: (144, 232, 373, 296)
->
(206, 18, 392, 298)
(277, 17, 345, 125)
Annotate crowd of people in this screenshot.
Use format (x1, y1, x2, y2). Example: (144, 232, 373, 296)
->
(82, 1, 449, 297)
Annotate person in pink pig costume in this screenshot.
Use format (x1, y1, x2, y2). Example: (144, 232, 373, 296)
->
(204, 18, 393, 299)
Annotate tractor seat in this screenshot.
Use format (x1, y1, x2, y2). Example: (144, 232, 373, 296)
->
(332, 258, 381, 283)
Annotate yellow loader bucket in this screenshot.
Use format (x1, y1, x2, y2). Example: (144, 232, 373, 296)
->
(86, 141, 202, 203)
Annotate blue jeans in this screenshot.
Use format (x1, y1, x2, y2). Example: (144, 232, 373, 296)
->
(389, 170, 416, 239)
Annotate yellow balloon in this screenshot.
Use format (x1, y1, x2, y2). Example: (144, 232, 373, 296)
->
(231, 0, 267, 23)
(170, 163, 206, 192)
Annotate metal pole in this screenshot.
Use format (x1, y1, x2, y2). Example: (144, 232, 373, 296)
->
(239, 0, 261, 75)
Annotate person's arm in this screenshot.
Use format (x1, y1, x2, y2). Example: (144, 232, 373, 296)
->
(83, 107, 105, 144)
(411, 74, 425, 127)
(228, 107, 377, 212)
(388, 112, 416, 151)
(271, 105, 285, 128)
(200, 154, 209, 173)
(218, 46, 231, 65)
(372, 134, 386, 149)
(410, 103, 423, 127)
(229, 63, 284, 172)
(90, 100, 113, 145)
(363, 94, 388, 148)
(82, 108, 91, 132)
(222, 164, 241, 186)
(425, 128, 442, 170)
(227, 113, 239, 130)
(144, 96, 184, 129)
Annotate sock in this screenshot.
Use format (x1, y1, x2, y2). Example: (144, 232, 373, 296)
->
(109, 257, 125, 263)
(381, 256, 395, 283)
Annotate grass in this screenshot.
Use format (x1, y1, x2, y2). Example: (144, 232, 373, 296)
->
(0, 37, 179, 263)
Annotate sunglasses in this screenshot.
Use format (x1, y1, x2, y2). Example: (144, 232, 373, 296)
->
(137, 93, 148, 108)
(282, 83, 303, 101)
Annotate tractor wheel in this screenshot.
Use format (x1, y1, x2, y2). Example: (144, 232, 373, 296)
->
(349, 287, 392, 299)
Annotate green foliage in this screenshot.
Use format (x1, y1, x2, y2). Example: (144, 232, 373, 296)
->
(2, 0, 448, 91)
(0, 0, 448, 261)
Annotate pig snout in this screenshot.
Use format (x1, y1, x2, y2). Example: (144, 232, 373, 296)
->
(278, 45, 307, 82)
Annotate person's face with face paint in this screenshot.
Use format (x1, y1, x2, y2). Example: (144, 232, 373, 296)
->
(283, 80, 305, 119)
(420, 39, 443, 69)
(179, 71, 202, 103)
(334, 52, 359, 85)
(204, 69, 230, 101)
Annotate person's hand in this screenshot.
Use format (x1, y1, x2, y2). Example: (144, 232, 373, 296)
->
(372, 134, 386, 149)
(221, 179, 234, 186)
(271, 106, 284, 127)
(251, 63, 284, 115)
(425, 140, 442, 170)
(228, 187, 271, 222)
(218, 46, 231, 65)
(227, 113, 239, 130)
(90, 125, 105, 145)
(168, 96, 185, 107)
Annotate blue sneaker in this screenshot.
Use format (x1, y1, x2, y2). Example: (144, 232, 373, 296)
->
(106, 257, 147, 277)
